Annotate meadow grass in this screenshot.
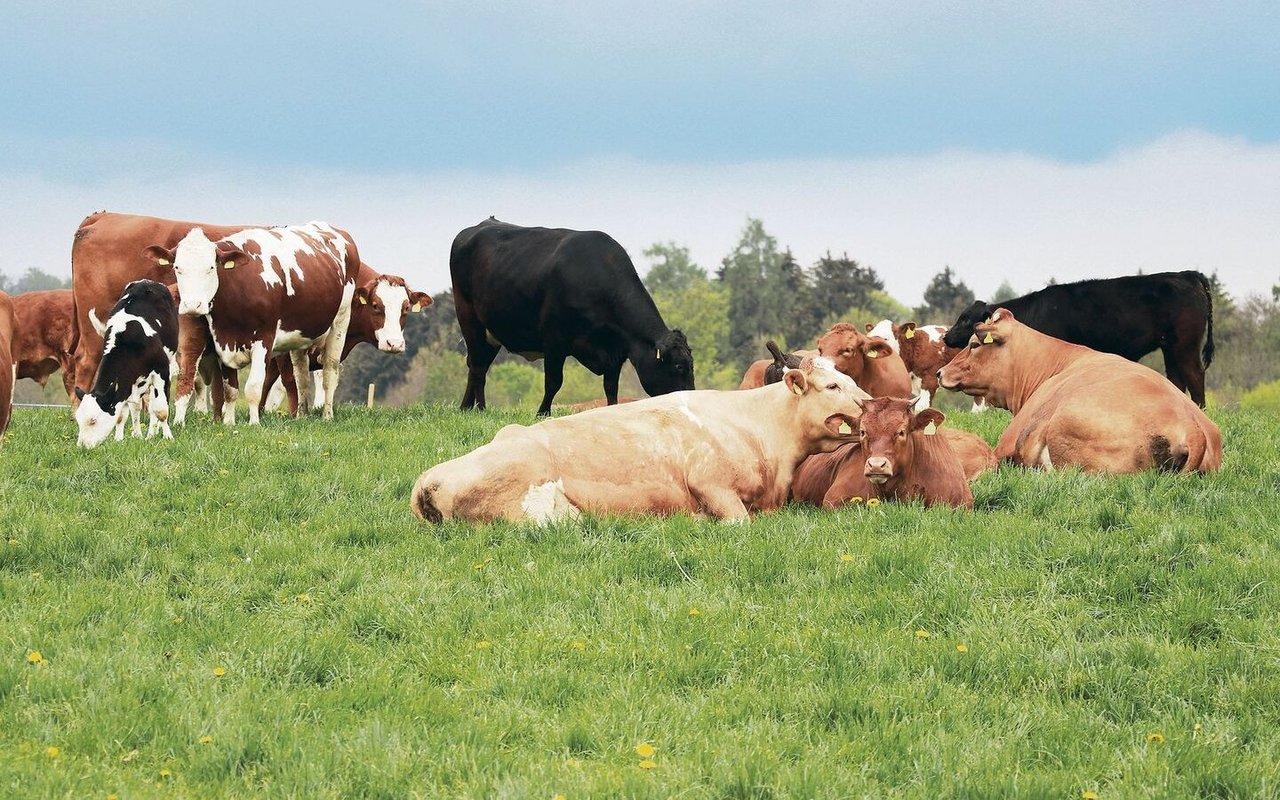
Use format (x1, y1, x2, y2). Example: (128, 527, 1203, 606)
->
(0, 401, 1277, 799)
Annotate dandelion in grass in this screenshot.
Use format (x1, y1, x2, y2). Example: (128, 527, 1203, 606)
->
(570, 640, 586, 651)
(108, 795, 119, 800)
(915, 630, 930, 639)
(45, 746, 60, 759)
(840, 553, 855, 562)
(212, 665, 227, 678)
(27, 650, 47, 666)
(6, 538, 17, 546)
(638, 759, 657, 770)
(563, 758, 581, 768)
(159, 768, 171, 778)
(635, 742, 656, 758)
(120, 749, 139, 763)
(476, 640, 491, 650)
(688, 607, 701, 617)
(1081, 792, 1099, 800)
(956, 644, 968, 653)
(297, 593, 312, 605)
(1147, 732, 1165, 744)
(199, 735, 213, 745)
(847, 496, 864, 505)
(867, 498, 881, 507)
(553, 795, 566, 800)
(172, 615, 183, 624)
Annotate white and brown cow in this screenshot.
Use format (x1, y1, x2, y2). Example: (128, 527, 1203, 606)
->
(146, 222, 361, 424)
(412, 356, 871, 524)
(865, 320, 962, 411)
(10, 289, 78, 401)
(937, 308, 1222, 473)
(74, 280, 178, 448)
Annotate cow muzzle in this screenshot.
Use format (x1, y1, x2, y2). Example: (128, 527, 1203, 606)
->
(380, 337, 406, 354)
(864, 456, 892, 484)
(179, 301, 211, 317)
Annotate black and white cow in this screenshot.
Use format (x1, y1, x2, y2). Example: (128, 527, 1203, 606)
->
(75, 280, 179, 448)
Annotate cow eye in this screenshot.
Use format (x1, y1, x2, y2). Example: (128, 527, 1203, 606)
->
(826, 383, 838, 390)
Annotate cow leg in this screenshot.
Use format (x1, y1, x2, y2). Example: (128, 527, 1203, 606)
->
(456, 298, 498, 410)
(689, 484, 750, 523)
(275, 359, 300, 417)
(150, 373, 173, 440)
(311, 368, 324, 412)
(602, 361, 623, 406)
(244, 341, 271, 425)
(260, 355, 283, 418)
(970, 396, 988, 413)
(318, 284, 356, 421)
(537, 355, 567, 416)
(1163, 341, 1206, 407)
(221, 369, 239, 426)
(289, 351, 312, 417)
(70, 326, 105, 408)
(59, 361, 77, 404)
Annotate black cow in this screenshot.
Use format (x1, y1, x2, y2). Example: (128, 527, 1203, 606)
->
(450, 217, 694, 415)
(763, 340, 804, 385)
(74, 279, 179, 448)
(943, 271, 1215, 407)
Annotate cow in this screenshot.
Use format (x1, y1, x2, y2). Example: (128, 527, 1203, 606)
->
(815, 322, 912, 398)
(791, 404, 994, 509)
(865, 320, 962, 411)
(411, 356, 870, 524)
(942, 271, 1215, 407)
(450, 218, 694, 415)
(258, 266, 431, 416)
(738, 342, 816, 390)
(73, 280, 178, 448)
(144, 221, 361, 425)
(10, 289, 78, 401)
(937, 308, 1222, 473)
(0, 292, 14, 442)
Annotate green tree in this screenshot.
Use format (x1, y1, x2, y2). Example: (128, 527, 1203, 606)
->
(642, 242, 706, 294)
(991, 280, 1019, 303)
(651, 277, 731, 382)
(811, 252, 884, 324)
(1, 267, 70, 293)
(915, 266, 975, 322)
(717, 218, 788, 367)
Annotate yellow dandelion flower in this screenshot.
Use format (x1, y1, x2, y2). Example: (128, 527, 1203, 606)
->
(1082, 792, 1099, 800)
(638, 759, 657, 770)
(199, 735, 213, 745)
(563, 758, 581, 768)
(120, 749, 139, 763)
(569, 640, 586, 651)
(1147, 732, 1165, 744)
(475, 640, 491, 649)
(553, 795, 566, 800)
(27, 651, 44, 664)
(867, 498, 881, 507)
(45, 746, 60, 759)
(217, 469, 229, 476)
(7, 538, 17, 546)
(635, 742, 656, 758)
(297, 593, 312, 605)
(1194, 722, 1202, 734)
(108, 795, 120, 800)
(847, 496, 864, 505)
(915, 630, 930, 639)
(212, 665, 227, 677)
(159, 768, 171, 778)
(956, 644, 968, 653)
(840, 553, 855, 562)
(688, 607, 701, 617)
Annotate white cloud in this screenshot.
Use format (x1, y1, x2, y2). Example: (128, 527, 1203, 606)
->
(1, 131, 1276, 313)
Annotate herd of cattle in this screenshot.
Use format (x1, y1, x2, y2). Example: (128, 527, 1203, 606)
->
(0, 211, 1221, 524)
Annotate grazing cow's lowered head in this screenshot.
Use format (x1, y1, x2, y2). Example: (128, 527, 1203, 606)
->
(145, 227, 242, 317)
(635, 329, 695, 396)
(857, 396, 945, 485)
(943, 300, 995, 349)
(354, 274, 432, 353)
(816, 323, 895, 382)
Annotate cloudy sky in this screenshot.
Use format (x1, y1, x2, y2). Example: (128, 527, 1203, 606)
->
(2, 1, 1277, 306)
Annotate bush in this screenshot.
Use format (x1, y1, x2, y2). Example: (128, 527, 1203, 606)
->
(1240, 379, 1280, 414)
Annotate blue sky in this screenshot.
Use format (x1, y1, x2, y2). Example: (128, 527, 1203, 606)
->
(2, 2, 1277, 303)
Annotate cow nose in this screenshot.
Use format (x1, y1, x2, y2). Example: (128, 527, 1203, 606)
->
(383, 338, 406, 353)
(866, 456, 890, 473)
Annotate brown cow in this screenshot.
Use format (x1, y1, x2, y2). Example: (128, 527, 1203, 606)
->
(146, 222, 362, 424)
(411, 356, 871, 524)
(0, 292, 14, 441)
(10, 289, 77, 400)
(865, 319, 962, 410)
(937, 308, 1222, 473)
(816, 322, 911, 398)
(791, 411, 993, 509)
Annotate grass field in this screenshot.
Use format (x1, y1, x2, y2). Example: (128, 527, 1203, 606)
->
(1, 401, 1277, 799)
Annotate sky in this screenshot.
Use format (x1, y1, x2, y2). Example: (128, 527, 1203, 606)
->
(2, 1, 1278, 308)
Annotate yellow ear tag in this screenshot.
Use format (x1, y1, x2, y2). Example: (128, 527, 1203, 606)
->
(867, 351, 878, 358)
(358, 296, 368, 305)
(411, 303, 421, 312)
(838, 421, 852, 435)
(223, 261, 235, 270)
(983, 333, 994, 344)
(904, 328, 914, 339)
(791, 383, 803, 396)
(157, 258, 170, 266)
(923, 421, 937, 435)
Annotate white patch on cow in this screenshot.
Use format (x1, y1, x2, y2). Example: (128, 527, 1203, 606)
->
(520, 479, 581, 524)
(74, 393, 116, 449)
(920, 325, 946, 343)
(971, 396, 989, 413)
(245, 341, 269, 425)
(866, 319, 901, 354)
(811, 355, 837, 372)
(372, 280, 409, 352)
(273, 327, 318, 352)
(1039, 447, 1054, 470)
(172, 227, 220, 316)
(101, 311, 156, 356)
(311, 367, 325, 410)
(87, 308, 107, 337)
(677, 397, 703, 427)
(225, 221, 347, 297)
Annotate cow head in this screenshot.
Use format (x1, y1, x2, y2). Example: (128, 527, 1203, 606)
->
(145, 228, 245, 317)
(353, 275, 432, 354)
(937, 308, 1017, 403)
(865, 319, 903, 355)
(857, 396, 944, 484)
(636, 329, 695, 396)
(74, 387, 121, 449)
(816, 323, 894, 380)
(943, 300, 994, 348)
(783, 356, 872, 453)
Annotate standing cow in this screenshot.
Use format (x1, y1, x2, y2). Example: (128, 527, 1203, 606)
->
(943, 271, 1214, 407)
(74, 280, 178, 448)
(146, 222, 361, 424)
(0, 292, 14, 442)
(450, 218, 694, 415)
(10, 289, 78, 401)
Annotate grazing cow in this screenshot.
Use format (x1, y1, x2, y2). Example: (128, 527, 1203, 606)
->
(146, 222, 361, 424)
(816, 322, 912, 398)
(942, 271, 1215, 406)
(73, 280, 178, 448)
(258, 265, 431, 415)
(738, 342, 817, 390)
(937, 309, 1222, 473)
(451, 218, 694, 415)
(791, 409, 994, 509)
(865, 320, 961, 410)
(0, 292, 14, 441)
(10, 289, 78, 400)
(411, 356, 870, 524)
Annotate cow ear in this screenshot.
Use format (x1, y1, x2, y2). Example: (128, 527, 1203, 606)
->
(75, 387, 86, 401)
(144, 245, 175, 267)
(903, 321, 917, 339)
(864, 322, 874, 333)
(912, 408, 944, 434)
(783, 369, 808, 396)
(989, 308, 1015, 324)
(863, 340, 893, 359)
(408, 291, 432, 311)
(216, 244, 246, 270)
(355, 284, 372, 306)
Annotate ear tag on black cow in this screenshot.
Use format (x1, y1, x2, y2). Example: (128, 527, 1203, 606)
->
(838, 421, 852, 435)
(411, 303, 421, 312)
(904, 328, 914, 339)
(655, 348, 662, 361)
(923, 421, 937, 435)
(983, 333, 994, 344)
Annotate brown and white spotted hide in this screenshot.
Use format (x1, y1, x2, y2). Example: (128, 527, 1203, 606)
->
(865, 320, 962, 410)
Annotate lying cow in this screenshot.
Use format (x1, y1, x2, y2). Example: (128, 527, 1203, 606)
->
(0, 292, 14, 441)
(865, 320, 962, 411)
(943, 271, 1215, 407)
(738, 342, 816, 389)
(74, 280, 178, 448)
(816, 322, 911, 398)
(791, 399, 994, 509)
(148, 221, 361, 424)
(10, 289, 78, 401)
(937, 308, 1222, 473)
(412, 356, 870, 524)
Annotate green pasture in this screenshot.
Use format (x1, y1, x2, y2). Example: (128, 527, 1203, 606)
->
(0, 402, 1277, 798)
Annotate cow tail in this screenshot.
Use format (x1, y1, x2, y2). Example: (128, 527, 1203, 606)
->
(1198, 271, 1215, 369)
(411, 475, 444, 523)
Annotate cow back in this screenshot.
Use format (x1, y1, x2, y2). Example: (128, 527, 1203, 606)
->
(11, 289, 75, 382)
